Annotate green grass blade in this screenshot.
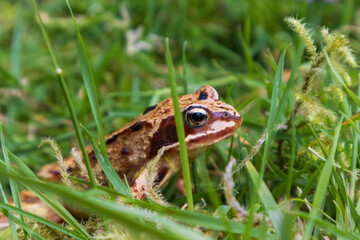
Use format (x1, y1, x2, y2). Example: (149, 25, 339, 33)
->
(165, 38, 194, 212)
(0, 202, 85, 240)
(29, 0, 97, 189)
(65, 0, 129, 195)
(246, 161, 284, 234)
(286, 111, 296, 198)
(80, 124, 130, 196)
(278, 42, 305, 119)
(0, 124, 23, 215)
(0, 181, 18, 240)
(331, 168, 360, 231)
(0, 122, 22, 239)
(260, 47, 287, 178)
(303, 117, 343, 239)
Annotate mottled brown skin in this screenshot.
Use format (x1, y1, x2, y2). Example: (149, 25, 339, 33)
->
(38, 86, 242, 196)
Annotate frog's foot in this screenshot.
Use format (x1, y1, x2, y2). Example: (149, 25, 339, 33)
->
(0, 190, 62, 229)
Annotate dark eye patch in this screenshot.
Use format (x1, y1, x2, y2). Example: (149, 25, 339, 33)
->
(106, 134, 119, 145)
(143, 104, 157, 115)
(198, 91, 208, 100)
(130, 122, 142, 132)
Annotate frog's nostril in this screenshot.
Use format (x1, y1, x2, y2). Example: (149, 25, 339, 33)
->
(223, 112, 230, 118)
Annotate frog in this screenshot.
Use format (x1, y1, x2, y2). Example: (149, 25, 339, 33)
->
(0, 86, 242, 227)
(37, 85, 242, 199)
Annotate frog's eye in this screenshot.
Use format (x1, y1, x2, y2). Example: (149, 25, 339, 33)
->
(184, 106, 209, 128)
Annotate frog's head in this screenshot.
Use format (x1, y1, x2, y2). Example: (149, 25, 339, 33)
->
(181, 86, 242, 149)
(148, 86, 242, 158)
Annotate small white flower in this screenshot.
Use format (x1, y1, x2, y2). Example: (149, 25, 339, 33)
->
(126, 26, 152, 55)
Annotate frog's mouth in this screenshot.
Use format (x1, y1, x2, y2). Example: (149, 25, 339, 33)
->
(185, 113, 242, 149)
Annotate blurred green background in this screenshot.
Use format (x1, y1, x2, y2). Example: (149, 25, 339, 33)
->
(0, 0, 359, 170)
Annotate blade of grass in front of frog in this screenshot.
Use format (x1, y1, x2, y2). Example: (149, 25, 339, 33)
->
(29, 0, 96, 189)
(65, 0, 129, 196)
(0, 180, 18, 240)
(325, 50, 360, 106)
(80, 124, 130, 196)
(68, 175, 275, 239)
(5, 151, 91, 239)
(259, 47, 287, 179)
(303, 117, 343, 240)
(165, 38, 194, 212)
(246, 161, 284, 234)
(0, 170, 208, 240)
(0, 202, 84, 240)
(0, 123, 23, 239)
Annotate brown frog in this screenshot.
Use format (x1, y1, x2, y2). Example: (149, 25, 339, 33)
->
(0, 86, 242, 227)
(38, 85, 242, 198)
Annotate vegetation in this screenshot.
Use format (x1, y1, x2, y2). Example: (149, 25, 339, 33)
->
(1, 0, 360, 239)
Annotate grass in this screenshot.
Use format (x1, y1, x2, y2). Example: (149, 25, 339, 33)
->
(1, 0, 360, 239)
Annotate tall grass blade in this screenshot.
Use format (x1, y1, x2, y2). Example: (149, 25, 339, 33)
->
(29, 0, 97, 188)
(286, 111, 296, 199)
(246, 161, 284, 234)
(165, 38, 194, 211)
(260, 47, 287, 178)
(303, 117, 343, 239)
(0, 122, 22, 239)
(64, 0, 129, 195)
(80, 124, 131, 196)
(0, 182, 18, 240)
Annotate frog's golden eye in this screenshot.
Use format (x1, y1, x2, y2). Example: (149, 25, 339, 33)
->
(184, 106, 209, 128)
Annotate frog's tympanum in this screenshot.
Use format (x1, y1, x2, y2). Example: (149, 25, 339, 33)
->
(0, 86, 242, 227)
(38, 86, 242, 198)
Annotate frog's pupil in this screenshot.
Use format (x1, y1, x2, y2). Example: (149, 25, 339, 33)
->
(192, 112, 205, 122)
